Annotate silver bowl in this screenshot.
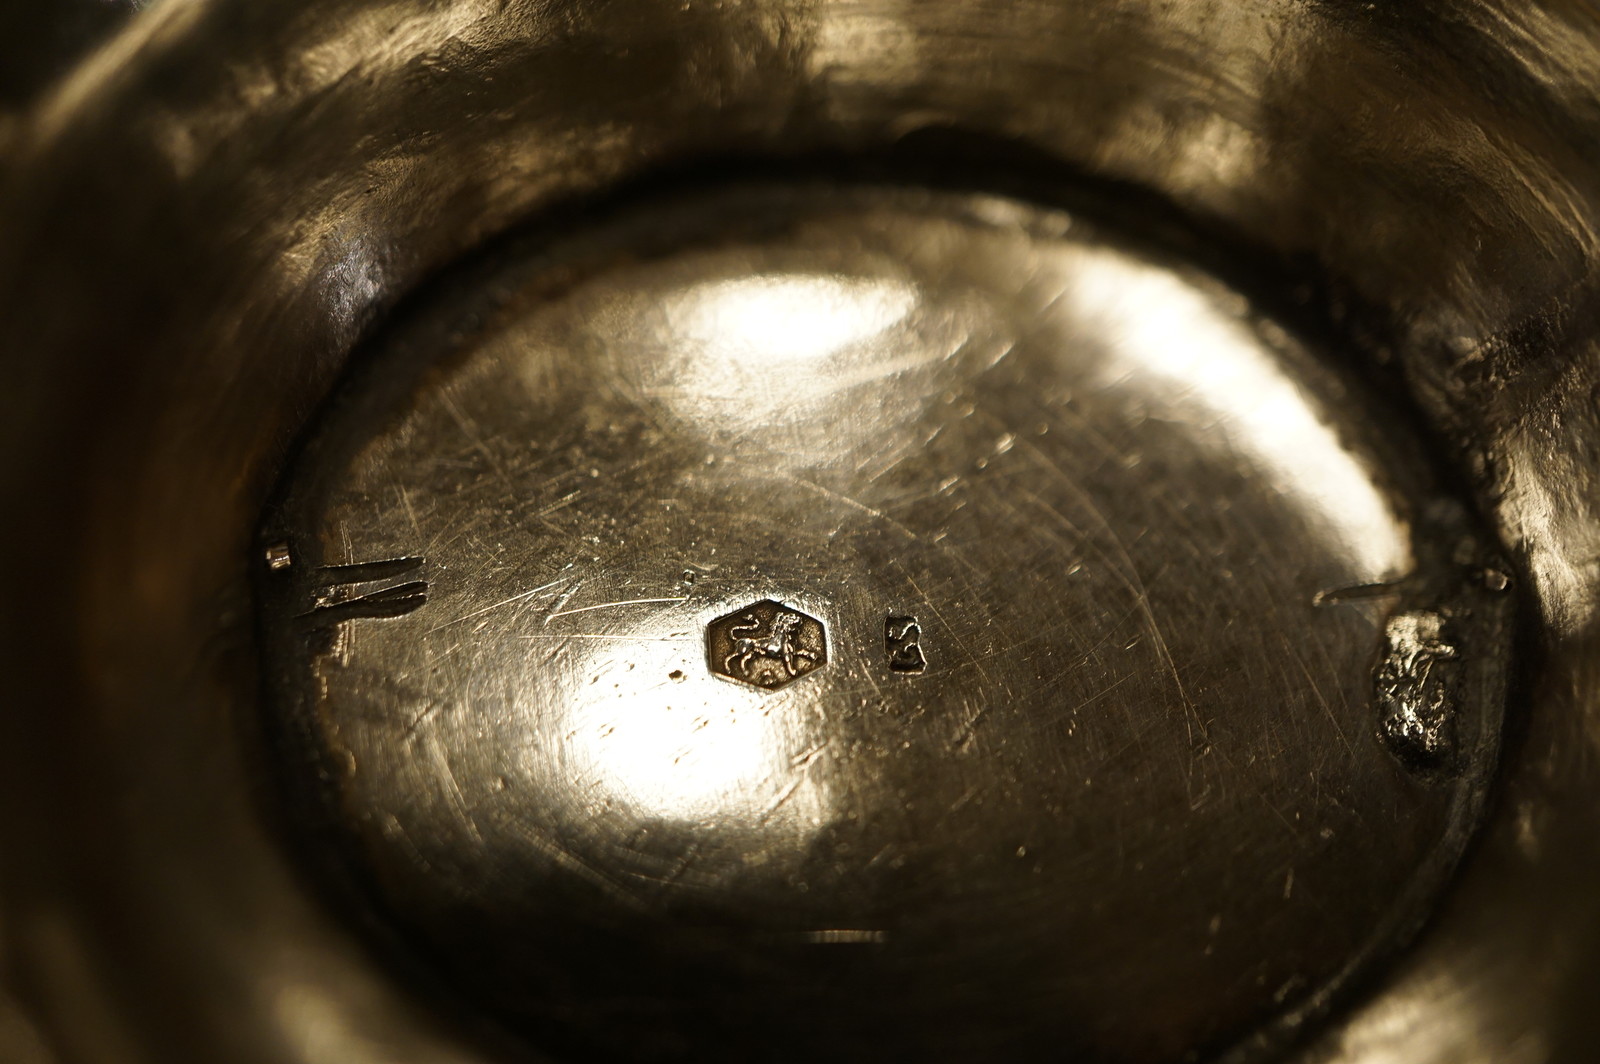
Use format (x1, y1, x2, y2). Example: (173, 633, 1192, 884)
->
(1, 2, 1596, 1061)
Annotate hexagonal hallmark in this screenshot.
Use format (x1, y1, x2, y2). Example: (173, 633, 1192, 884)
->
(707, 600, 827, 690)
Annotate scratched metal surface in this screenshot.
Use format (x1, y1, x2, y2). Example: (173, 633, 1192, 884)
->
(0, 1, 1598, 1063)
(255, 189, 1509, 1062)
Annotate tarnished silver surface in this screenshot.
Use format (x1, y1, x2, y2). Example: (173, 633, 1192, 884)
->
(3, 1, 1600, 1063)
(257, 189, 1508, 1061)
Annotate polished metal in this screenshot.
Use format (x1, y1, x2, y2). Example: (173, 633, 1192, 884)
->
(256, 189, 1509, 1062)
(3, 1, 1600, 1063)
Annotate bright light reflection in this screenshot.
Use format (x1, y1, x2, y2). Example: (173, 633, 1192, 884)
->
(670, 274, 915, 362)
(1314, 968, 1547, 1064)
(274, 981, 377, 1064)
(651, 273, 919, 434)
(552, 636, 827, 828)
(1504, 471, 1600, 635)
(1064, 255, 1412, 580)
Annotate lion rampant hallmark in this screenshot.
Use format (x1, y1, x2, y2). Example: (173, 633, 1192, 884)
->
(725, 609, 816, 680)
(707, 600, 827, 690)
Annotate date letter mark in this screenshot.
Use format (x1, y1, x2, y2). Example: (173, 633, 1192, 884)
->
(886, 616, 926, 674)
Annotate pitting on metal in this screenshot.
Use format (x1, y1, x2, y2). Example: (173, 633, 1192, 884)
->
(1375, 611, 1461, 767)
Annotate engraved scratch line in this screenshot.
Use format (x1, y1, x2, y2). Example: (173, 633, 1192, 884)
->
(516, 634, 697, 642)
(424, 577, 569, 634)
(1012, 435, 1208, 746)
(439, 391, 516, 492)
(547, 596, 689, 621)
(301, 557, 428, 622)
(894, 562, 1001, 694)
(786, 476, 921, 541)
(543, 578, 585, 626)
